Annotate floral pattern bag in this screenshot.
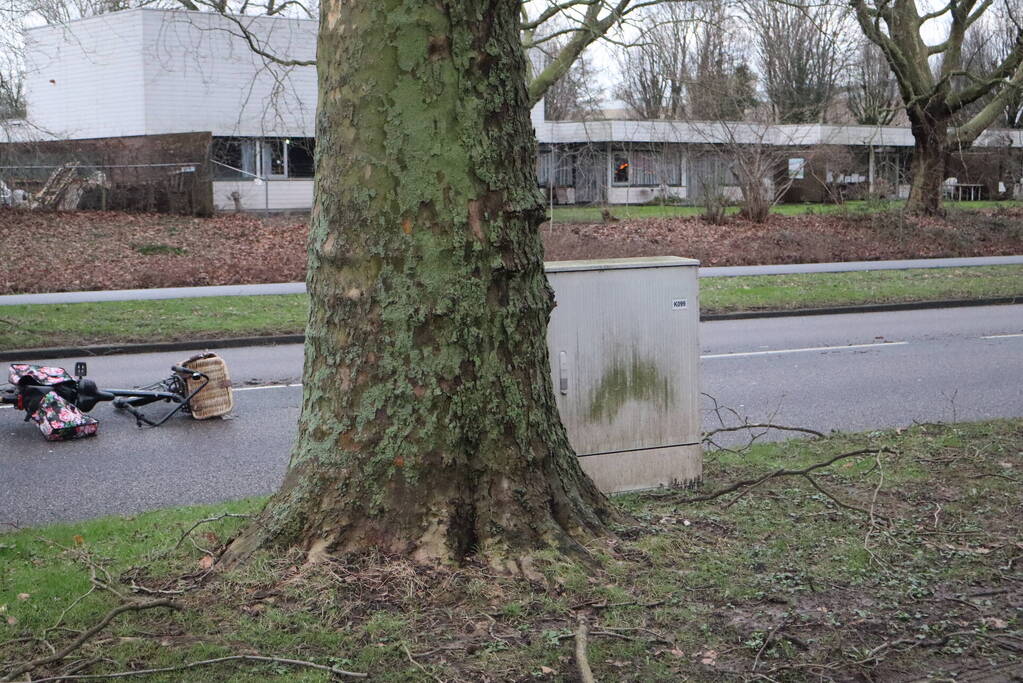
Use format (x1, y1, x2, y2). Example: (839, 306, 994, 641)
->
(30, 390, 99, 441)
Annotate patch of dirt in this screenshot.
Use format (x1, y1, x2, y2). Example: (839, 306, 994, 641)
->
(543, 206, 1023, 265)
(0, 207, 1021, 294)
(0, 210, 306, 295)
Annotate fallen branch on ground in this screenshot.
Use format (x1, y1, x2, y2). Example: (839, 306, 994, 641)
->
(1, 599, 181, 682)
(671, 447, 896, 506)
(702, 423, 826, 440)
(22, 655, 368, 682)
(574, 616, 595, 683)
(172, 513, 251, 550)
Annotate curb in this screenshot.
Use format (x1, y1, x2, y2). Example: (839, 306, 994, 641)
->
(0, 335, 305, 362)
(1, 296, 1019, 362)
(700, 296, 1022, 321)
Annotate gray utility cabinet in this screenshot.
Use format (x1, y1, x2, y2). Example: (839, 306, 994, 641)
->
(545, 257, 702, 493)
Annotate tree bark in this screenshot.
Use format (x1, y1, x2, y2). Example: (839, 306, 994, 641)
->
(905, 111, 950, 215)
(222, 0, 613, 568)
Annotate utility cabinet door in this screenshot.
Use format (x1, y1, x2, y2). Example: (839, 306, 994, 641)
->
(546, 260, 700, 456)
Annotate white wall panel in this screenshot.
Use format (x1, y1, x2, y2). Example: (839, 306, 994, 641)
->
(212, 179, 313, 210)
(24, 12, 147, 139)
(141, 11, 315, 137)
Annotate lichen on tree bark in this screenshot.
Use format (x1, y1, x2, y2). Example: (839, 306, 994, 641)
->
(222, 0, 614, 568)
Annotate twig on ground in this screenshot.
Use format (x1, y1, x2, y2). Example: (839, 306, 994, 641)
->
(172, 513, 251, 550)
(43, 586, 96, 637)
(1, 599, 181, 682)
(752, 619, 788, 672)
(23, 655, 368, 682)
(863, 451, 891, 571)
(802, 473, 889, 521)
(672, 447, 895, 505)
(570, 598, 667, 610)
(702, 423, 826, 440)
(574, 616, 596, 683)
(403, 642, 444, 683)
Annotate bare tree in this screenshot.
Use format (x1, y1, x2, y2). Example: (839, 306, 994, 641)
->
(851, 0, 1023, 214)
(614, 2, 697, 119)
(530, 26, 604, 121)
(687, 3, 756, 120)
(745, 0, 853, 124)
(0, 72, 25, 119)
(956, 2, 1023, 128)
(847, 40, 900, 125)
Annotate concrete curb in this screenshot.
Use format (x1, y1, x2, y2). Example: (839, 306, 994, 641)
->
(700, 296, 1022, 321)
(2, 296, 1019, 362)
(0, 335, 305, 362)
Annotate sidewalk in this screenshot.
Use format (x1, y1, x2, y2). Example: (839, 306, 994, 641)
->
(2, 255, 1021, 306)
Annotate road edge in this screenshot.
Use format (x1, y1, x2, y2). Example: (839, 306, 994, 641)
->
(2, 296, 1019, 362)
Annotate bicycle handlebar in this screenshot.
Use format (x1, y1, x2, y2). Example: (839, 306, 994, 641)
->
(171, 365, 207, 379)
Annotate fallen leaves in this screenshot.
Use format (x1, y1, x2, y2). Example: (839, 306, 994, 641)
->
(2, 207, 1022, 295)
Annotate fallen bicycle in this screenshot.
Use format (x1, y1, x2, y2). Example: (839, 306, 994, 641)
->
(1, 353, 233, 441)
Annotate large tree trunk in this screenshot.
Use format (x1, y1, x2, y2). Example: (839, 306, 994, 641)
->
(222, 0, 613, 568)
(905, 111, 950, 215)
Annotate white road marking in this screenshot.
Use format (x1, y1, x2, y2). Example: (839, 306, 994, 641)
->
(981, 333, 1023, 340)
(700, 341, 909, 360)
(233, 383, 303, 392)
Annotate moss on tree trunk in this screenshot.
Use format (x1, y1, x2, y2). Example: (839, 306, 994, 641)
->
(222, 0, 613, 568)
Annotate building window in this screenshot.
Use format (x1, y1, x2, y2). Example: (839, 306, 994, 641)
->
(613, 148, 683, 187)
(288, 139, 315, 178)
(211, 138, 258, 179)
(264, 139, 287, 177)
(211, 137, 316, 180)
(788, 157, 805, 179)
(613, 153, 630, 184)
(536, 148, 573, 187)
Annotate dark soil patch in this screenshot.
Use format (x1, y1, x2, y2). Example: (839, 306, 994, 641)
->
(1, 207, 1021, 294)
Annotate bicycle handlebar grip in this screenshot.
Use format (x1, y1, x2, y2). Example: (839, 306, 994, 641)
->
(171, 365, 206, 379)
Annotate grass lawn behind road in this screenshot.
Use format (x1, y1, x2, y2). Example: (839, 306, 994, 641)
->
(2, 420, 1020, 680)
(547, 199, 1023, 223)
(1, 265, 1021, 351)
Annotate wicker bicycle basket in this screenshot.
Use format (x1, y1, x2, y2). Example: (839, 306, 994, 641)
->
(180, 352, 234, 419)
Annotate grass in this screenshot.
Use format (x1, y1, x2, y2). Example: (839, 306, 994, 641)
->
(132, 243, 188, 256)
(547, 199, 1023, 223)
(700, 265, 1023, 314)
(2, 420, 1020, 680)
(2, 265, 1021, 351)
(0, 295, 309, 351)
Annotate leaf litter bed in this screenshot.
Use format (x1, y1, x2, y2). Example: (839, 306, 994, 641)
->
(1, 207, 1021, 294)
(2, 420, 1020, 681)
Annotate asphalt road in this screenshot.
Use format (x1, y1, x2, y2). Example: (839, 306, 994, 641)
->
(2, 304, 1021, 527)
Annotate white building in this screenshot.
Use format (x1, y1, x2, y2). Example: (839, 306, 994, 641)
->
(23, 8, 316, 210)
(12, 7, 1023, 211)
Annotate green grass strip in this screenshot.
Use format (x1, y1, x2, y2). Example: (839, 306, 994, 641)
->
(1, 266, 1021, 350)
(700, 265, 1023, 314)
(0, 295, 309, 351)
(547, 199, 1023, 223)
